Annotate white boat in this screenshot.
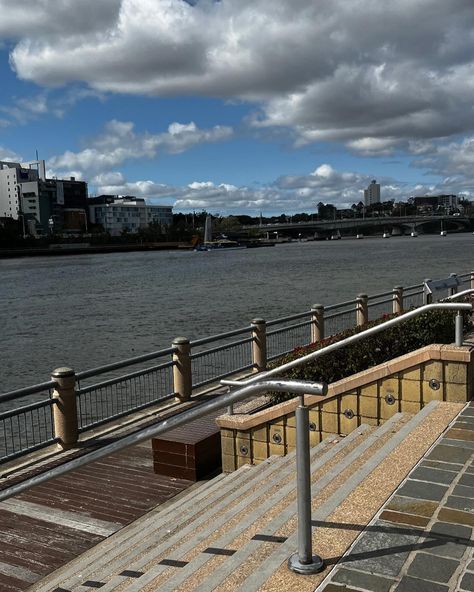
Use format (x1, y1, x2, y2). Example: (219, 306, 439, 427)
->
(382, 232, 390, 238)
(194, 239, 247, 252)
(440, 230, 447, 237)
(410, 231, 418, 237)
(356, 233, 363, 239)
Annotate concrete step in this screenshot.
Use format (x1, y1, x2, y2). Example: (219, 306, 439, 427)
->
(30, 433, 341, 592)
(30, 400, 461, 592)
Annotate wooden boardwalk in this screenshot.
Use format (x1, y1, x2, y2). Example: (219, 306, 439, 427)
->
(0, 441, 193, 591)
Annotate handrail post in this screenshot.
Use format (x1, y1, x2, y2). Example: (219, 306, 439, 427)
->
(51, 367, 78, 450)
(423, 279, 432, 305)
(455, 312, 464, 347)
(392, 286, 403, 314)
(172, 337, 192, 402)
(311, 304, 325, 343)
(251, 318, 267, 372)
(288, 395, 324, 574)
(356, 294, 368, 326)
(449, 273, 458, 297)
(470, 270, 474, 290)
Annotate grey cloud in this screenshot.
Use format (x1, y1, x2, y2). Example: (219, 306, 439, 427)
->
(5, 0, 474, 154)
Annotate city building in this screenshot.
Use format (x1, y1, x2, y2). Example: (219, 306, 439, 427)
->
(0, 160, 88, 235)
(364, 179, 381, 207)
(88, 195, 173, 236)
(411, 194, 460, 214)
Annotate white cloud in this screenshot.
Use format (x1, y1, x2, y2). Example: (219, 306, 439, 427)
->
(0, 146, 22, 161)
(4, 0, 474, 152)
(81, 159, 474, 213)
(48, 119, 233, 174)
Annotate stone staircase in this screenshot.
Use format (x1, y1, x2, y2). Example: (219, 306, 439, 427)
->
(29, 400, 463, 592)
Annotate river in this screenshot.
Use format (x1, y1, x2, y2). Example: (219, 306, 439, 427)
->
(0, 233, 472, 393)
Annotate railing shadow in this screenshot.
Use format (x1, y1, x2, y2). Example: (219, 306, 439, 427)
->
(311, 519, 472, 566)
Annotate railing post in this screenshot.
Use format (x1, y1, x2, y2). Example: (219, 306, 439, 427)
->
(455, 312, 464, 347)
(51, 367, 78, 450)
(311, 304, 325, 343)
(392, 286, 403, 314)
(288, 395, 324, 574)
(172, 337, 192, 402)
(449, 273, 458, 297)
(251, 318, 267, 372)
(470, 270, 474, 290)
(356, 294, 368, 326)
(423, 279, 432, 305)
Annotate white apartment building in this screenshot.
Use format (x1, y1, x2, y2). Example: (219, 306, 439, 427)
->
(0, 160, 45, 222)
(88, 197, 173, 236)
(364, 179, 381, 207)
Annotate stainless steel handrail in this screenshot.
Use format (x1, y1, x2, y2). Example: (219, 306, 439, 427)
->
(223, 302, 472, 389)
(0, 378, 328, 574)
(444, 289, 474, 301)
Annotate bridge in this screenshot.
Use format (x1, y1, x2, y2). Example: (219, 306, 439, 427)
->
(242, 215, 472, 238)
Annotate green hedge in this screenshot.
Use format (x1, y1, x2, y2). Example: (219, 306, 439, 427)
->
(268, 309, 469, 404)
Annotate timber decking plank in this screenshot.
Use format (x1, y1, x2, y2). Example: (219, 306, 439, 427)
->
(0, 442, 193, 592)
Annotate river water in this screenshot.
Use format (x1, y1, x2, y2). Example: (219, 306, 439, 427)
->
(1, 233, 472, 393)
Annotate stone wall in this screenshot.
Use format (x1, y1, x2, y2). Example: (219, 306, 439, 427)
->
(217, 344, 473, 472)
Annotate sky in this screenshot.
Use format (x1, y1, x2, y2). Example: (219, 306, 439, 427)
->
(1, 0, 474, 216)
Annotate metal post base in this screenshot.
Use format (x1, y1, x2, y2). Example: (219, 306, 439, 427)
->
(288, 553, 324, 575)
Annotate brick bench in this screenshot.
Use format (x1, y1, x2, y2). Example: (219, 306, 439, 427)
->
(152, 410, 222, 481)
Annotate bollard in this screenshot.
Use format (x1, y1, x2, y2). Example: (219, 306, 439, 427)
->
(172, 337, 192, 402)
(251, 318, 267, 372)
(288, 396, 324, 574)
(356, 294, 368, 326)
(423, 279, 432, 305)
(455, 312, 464, 347)
(51, 367, 78, 450)
(449, 273, 458, 297)
(311, 304, 325, 343)
(392, 286, 403, 315)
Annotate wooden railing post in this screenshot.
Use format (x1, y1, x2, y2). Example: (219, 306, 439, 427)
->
(392, 286, 403, 314)
(51, 367, 78, 450)
(311, 304, 325, 343)
(356, 294, 368, 326)
(251, 318, 267, 372)
(172, 337, 192, 402)
(470, 270, 474, 290)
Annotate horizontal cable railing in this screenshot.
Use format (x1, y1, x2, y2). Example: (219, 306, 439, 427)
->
(1, 269, 473, 464)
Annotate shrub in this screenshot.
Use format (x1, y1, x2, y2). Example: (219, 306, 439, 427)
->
(268, 308, 469, 404)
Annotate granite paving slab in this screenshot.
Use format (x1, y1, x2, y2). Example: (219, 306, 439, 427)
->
(318, 401, 474, 592)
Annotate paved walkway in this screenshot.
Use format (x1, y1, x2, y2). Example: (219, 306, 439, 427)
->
(318, 401, 474, 592)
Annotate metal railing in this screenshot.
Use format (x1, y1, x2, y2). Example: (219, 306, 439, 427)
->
(222, 301, 472, 415)
(0, 378, 328, 575)
(1, 270, 473, 463)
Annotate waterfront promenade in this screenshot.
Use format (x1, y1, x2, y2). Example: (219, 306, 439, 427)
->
(1, 266, 473, 590)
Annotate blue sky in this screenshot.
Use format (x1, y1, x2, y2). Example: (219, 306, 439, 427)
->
(0, 0, 473, 215)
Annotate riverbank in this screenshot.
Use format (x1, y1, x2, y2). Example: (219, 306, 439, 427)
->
(0, 242, 194, 258)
